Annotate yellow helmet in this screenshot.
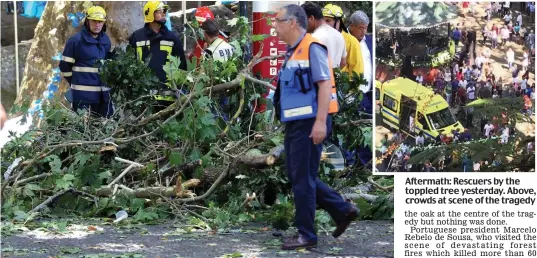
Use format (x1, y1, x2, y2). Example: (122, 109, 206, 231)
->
(322, 4, 345, 19)
(143, 1, 169, 23)
(86, 6, 107, 22)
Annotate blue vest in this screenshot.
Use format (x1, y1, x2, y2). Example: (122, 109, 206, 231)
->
(276, 34, 337, 122)
(59, 27, 112, 104)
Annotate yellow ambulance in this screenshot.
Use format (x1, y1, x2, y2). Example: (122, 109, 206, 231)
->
(376, 77, 465, 141)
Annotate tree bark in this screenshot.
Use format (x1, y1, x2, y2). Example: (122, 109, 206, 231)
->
(236, 145, 285, 169)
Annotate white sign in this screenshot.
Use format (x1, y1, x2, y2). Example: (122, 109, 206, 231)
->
(270, 48, 278, 56)
(270, 28, 277, 36)
(270, 67, 277, 76)
(270, 41, 275, 47)
(270, 60, 277, 66)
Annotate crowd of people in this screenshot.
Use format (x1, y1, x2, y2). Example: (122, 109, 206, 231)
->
(378, 1, 535, 172)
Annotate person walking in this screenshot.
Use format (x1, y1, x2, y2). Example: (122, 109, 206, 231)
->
(272, 4, 358, 250)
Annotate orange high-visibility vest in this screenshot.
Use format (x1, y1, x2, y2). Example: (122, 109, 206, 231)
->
(283, 33, 339, 115)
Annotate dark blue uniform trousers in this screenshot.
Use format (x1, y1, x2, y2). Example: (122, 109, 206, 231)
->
(284, 116, 352, 242)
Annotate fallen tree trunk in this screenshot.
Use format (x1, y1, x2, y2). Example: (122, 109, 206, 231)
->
(236, 145, 284, 169)
(96, 178, 201, 198)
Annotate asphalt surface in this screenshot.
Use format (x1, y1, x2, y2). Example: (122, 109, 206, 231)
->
(1, 220, 394, 258)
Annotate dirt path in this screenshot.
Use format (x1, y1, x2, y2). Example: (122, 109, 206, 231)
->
(1, 220, 394, 258)
(456, 2, 535, 86)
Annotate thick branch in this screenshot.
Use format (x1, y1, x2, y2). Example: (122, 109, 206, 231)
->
(174, 164, 233, 203)
(335, 119, 372, 128)
(96, 178, 200, 198)
(367, 176, 394, 192)
(29, 188, 98, 214)
(236, 145, 284, 169)
(16, 173, 53, 185)
(243, 73, 276, 90)
(342, 193, 379, 203)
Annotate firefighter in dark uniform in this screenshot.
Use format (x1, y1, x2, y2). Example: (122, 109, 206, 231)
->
(272, 4, 358, 250)
(129, 1, 187, 108)
(59, 6, 114, 118)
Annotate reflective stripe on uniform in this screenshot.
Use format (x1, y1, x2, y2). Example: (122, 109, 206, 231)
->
(285, 60, 310, 68)
(136, 40, 150, 47)
(62, 56, 76, 63)
(71, 84, 111, 92)
(62, 72, 72, 77)
(73, 66, 99, 73)
(161, 40, 174, 46)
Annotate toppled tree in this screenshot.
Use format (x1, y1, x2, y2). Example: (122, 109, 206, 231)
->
(1, 14, 385, 226)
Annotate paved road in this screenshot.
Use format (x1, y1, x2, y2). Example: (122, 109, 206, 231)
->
(1, 220, 394, 258)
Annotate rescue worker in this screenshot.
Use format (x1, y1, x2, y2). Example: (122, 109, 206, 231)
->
(321, 4, 363, 78)
(59, 6, 114, 118)
(191, 6, 229, 65)
(201, 19, 235, 62)
(301, 2, 346, 68)
(272, 4, 358, 250)
(129, 1, 187, 107)
(201, 19, 235, 121)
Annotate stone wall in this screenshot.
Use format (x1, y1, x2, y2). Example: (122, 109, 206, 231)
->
(1, 41, 31, 110)
(0, 2, 40, 46)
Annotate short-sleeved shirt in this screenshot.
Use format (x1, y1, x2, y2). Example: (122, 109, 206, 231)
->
(284, 32, 331, 83)
(311, 24, 347, 68)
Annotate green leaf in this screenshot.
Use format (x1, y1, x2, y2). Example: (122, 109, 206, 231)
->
(227, 18, 239, 27)
(246, 149, 263, 156)
(13, 210, 28, 221)
(22, 184, 42, 197)
(55, 178, 72, 190)
(98, 171, 112, 180)
(229, 40, 243, 57)
(60, 247, 81, 254)
(270, 135, 283, 145)
(200, 114, 215, 126)
(44, 155, 62, 174)
(63, 174, 76, 181)
(169, 152, 183, 166)
(133, 208, 159, 222)
(75, 153, 92, 167)
(251, 34, 270, 42)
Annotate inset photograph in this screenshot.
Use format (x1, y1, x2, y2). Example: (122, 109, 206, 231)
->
(375, 1, 535, 172)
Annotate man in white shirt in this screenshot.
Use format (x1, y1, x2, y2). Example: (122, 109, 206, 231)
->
(302, 2, 346, 68)
(459, 78, 468, 89)
(484, 121, 494, 138)
(501, 126, 509, 144)
(506, 48, 515, 68)
(475, 54, 486, 69)
(516, 12, 522, 26)
(503, 12, 512, 25)
(415, 133, 425, 146)
(467, 84, 476, 102)
(202, 20, 235, 62)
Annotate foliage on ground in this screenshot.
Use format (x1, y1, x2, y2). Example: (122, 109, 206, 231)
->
(1, 13, 389, 231)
